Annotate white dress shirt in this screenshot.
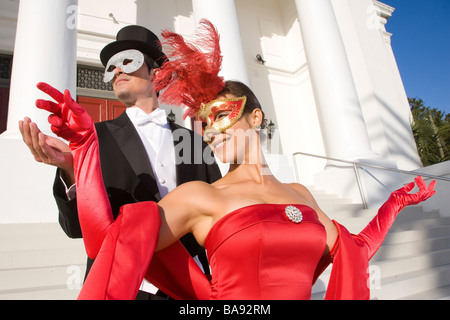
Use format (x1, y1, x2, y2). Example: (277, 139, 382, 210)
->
(126, 107, 177, 199)
(126, 107, 177, 294)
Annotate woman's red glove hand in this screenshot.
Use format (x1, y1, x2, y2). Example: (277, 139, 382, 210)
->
(35, 82, 94, 149)
(356, 176, 436, 259)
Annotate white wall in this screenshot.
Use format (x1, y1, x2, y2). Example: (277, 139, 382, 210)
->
(335, 0, 422, 170)
(235, 0, 326, 185)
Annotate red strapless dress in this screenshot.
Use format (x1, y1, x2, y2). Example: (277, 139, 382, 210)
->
(205, 204, 326, 299)
(78, 200, 373, 300)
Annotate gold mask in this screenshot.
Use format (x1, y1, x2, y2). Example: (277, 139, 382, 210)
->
(196, 96, 247, 141)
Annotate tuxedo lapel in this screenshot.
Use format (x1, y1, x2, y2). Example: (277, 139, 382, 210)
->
(104, 112, 161, 201)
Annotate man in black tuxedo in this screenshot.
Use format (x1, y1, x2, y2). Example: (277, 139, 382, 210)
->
(19, 25, 221, 299)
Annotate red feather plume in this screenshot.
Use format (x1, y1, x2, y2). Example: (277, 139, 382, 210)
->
(153, 19, 225, 119)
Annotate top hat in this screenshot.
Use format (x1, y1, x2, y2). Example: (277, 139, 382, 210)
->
(100, 25, 167, 67)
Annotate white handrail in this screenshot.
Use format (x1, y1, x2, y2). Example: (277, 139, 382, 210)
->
(292, 151, 450, 209)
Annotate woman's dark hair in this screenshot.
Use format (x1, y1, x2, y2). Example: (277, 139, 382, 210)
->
(217, 80, 266, 127)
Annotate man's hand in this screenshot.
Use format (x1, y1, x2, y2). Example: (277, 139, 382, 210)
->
(19, 117, 75, 185)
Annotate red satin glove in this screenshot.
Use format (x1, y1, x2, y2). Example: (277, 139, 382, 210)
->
(36, 82, 94, 149)
(356, 176, 436, 259)
(36, 82, 112, 258)
(324, 176, 436, 300)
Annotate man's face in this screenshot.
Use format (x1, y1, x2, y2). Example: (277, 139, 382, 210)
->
(104, 49, 155, 106)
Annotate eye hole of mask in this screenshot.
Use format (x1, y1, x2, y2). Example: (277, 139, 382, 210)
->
(106, 59, 134, 73)
(215, 111, 231, 121)
(107, 65, 116, 73)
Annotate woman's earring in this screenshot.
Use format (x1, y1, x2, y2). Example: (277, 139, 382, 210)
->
(255, 125, 261, 132)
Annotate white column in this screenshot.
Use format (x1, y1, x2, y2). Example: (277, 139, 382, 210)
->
(192, 0, 249, 85)
(0, 0, 78, 224)
(6, 0, 78, 138)
(294, 0, 405, 208)
(295, 0, 375, 161)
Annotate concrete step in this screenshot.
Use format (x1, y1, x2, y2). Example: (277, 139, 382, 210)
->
(0, 223, 86, 269)
(399, 284, 450, 300)
(371, 264, 450, 300)
(0, 264, 86, 292)
(313, 243, 450, 279)
(0, 262, 86, 300)
(0, 223, 84, 251)
(0, 247, 86, 270)
(374, 248, 450, 279)
(382, 224, 450, 245)
(0, 223, 87, 300)
(312, 259, 450, 300)
(374, 235, 450, 261)
(0, 286, 81, 300)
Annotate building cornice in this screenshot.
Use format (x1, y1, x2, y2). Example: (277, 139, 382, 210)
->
(373, 0, 395, 23)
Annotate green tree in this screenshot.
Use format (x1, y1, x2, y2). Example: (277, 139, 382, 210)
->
(409, 97, 450, 166)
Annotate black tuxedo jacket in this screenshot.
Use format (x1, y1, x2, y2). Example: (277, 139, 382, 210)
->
(53, 112, 221, 278)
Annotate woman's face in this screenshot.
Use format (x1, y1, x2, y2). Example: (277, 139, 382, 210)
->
(197, 94, 260, 164)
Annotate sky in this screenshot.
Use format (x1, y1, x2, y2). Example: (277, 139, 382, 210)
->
(382, 0, 450, 115)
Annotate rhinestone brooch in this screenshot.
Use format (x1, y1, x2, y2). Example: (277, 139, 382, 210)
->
(285, 205, 303, 223)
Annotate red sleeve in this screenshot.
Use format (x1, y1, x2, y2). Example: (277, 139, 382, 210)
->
(324, 221, 370, 300)
(78, 202, 161, 300)
(147, 242, 211, 300)
(78, 201, 211, 300)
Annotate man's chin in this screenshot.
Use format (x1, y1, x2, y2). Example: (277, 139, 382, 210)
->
(115, 90, 133, 106)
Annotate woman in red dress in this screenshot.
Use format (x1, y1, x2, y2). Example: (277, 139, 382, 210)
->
(34, 20, 435, 300)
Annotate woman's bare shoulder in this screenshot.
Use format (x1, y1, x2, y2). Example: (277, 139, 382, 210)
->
(176, 180, 218, 191)
(159, 180, 221, 210)
(156, 180, 222, 248)
(285, 183, 318, 206)
(285, 182, 310, 193)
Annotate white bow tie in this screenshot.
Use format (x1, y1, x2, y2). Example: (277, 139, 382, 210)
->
(133, 109, 168, 127)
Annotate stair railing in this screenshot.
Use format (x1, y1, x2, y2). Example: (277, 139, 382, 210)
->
(292, 151, 450, 209)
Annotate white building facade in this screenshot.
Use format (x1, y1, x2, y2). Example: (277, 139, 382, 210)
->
(0, 0, 428, 223)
